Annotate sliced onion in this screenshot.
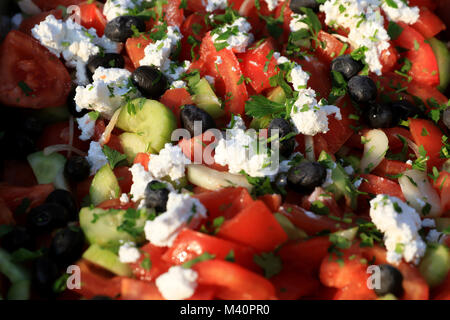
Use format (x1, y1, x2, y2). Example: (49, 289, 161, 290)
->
(43, 144, 87, 157)
(359, 129, 388, 173)
(186, 164, 252, 191)
(68, 116, 74, 157)
(398, 169, 442, 217)
(405, 137, 420, 159)
(304, 135, 315, 161)
(100, 108, 121, 146)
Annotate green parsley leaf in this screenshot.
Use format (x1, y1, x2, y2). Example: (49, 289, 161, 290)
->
(102, 145, 127, 169)
(182, 252, 216, 269)
(253, 252, 283, 278)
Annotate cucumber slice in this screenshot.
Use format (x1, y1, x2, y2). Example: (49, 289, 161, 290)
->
(82, 244, 132, 277)
(119, 132, 152, 163)
(89, 164, 121, 206)
(428, 37, 450, 92)
(267, 86, 287, 104)
(250, 116, 272, 130)
(419, 244, 450, 287)
(192, 78, 224, 119)
(186, 164, 253, 191)
(79, 207, 148, 246)
(333, 227, 358, 241)
(27, 151, 66, 185)
(116, 98, 177, 153)
(274, 213, 308, 240)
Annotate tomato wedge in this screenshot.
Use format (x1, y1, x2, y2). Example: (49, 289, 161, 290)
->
(432, 171, 450, 213)
(0, 183, 54, 212)
(359, 174, 406, 200)
(19, 9, 63, 36)
(409, 118, 445, 169)
(78, 2, 107, 37)
(412, 7, 446, 39)
(0, 31, 71, 109)
(33, 0, 84, 11)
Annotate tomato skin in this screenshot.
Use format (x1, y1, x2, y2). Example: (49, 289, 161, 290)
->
(393, 22, 439, 86)
(130, 243, 171, 282)
(180, 13, 210, 61)
(238, 39, 278, 93)
(78, 2, 107, 37)
(412, 7, 446, 39)
(163, 229, 258, 271)
(217, 200, 287, 252)
(295, 55, 332, 99)
(2, 160, 38, 187)
(163, 0, 184, 27)
(160, 88, 193, 127)
(258, 194, 282, 212)
(410, 118, 445, 170)
(36, 121, 90, 154)
(0, 31, 72, 109)
(19, 9, 63, 36)
(271, 268, 320, 300)
(193, 187, 254, 221)
(433, 272, 450, 300)
(359, 174, 406, 200)
(33, 0, 84, 11)
(193, 259, 277, 300)
(372, 159, 412, 179)
(125, 35, 152, 69)
(133, 153, 150, 170)
(197, 32, 249, 117)
(97, 199, 134, 210)
(409, 0, 438, 10)
(0, 183, 54, 212)
(314, 31, 346, 63)
(432, 171, 450, 214)
(120, 278, 163, 300)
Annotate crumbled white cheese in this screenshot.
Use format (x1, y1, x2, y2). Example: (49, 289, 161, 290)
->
(426, 229, 444, 244)
(156, 266, 198, 300)
(75, 67, 140, 119)
(344, 165, 355, 176)
(129, 163, 154, 203)
(144, 192, 207, 247)
(103, 0, 143, 21)
(204, 75, 215, 85)
(147, 144, 191, 181)
(290, 65, 310, 91)
(381, 0, 420, 25)
(76, 113, 96, 141)
(370, 194, 426, 265)
(18, 0, 41, 15)
(211, 17, 254, 53)
(322, 169, 334, 188)
(228, 114, 247, 130)
(120, 193, 130, 204)
(118, 242, 141, 263)
(204, 0, 228, 12)
(421, 218, 436, 228)
(290, 13, 308, 32)
(163, 60, 191, 83)
(86, 141, 108, 175)
(171, 80, 187, 89)
(264, 0, 279, 11)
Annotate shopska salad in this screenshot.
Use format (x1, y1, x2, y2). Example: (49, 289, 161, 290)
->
(0, 0, 450, 301)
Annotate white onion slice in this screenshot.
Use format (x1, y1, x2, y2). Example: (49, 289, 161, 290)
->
(398, 169, 442, 217)
(359, 129, 388, 173)
(100, 108, 121, 146)
(304, 135, 315, 161)
(43, 144, 86, 157)
(186, 164, 252, 191)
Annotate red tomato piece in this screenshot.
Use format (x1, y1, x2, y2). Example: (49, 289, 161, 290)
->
(409, 0, 438, 10)
(314, 31, 346, 63)
(258, 194, 282, 212)
(0, 31, 72, 109)
(19, 9, 63, 36)
(129, 243, 171, 282)
(36, 121, 90, 154)
(0, 198, 15, 226)
(380, 46, 399, 74)
(193, 187, 254, 221)
(409, 118, 445, 169)
(197, 32, 249, 117)
(359, 174, 406, 200)
(125, 35, 152, 69)
(163, 229, 258, 271)
(217, 200, 287, 252)
(120, 278, 163, 300)
(372, 159, 412, 179)
(114, 167, 133, 194)
(271, 268, 320, 300)
(2, 160, 38, 187)
(163, 0, 184, 27)
(97, 199, 134, 210)
(78, 2, 107, 37)
(412, 7, 446, 39)
(180, 13, 211, 61)
(320, 253, 369, 289)
(33, 0, 84, 11)
(393, 22, 439, 86)
(432, 171, 450, 213)
(160, 87, 193, 126)
(0, 183, 54, 212)
(433, 272, 450, 300)
(193, 259, 277, 300)
(295, 55, 332, 99)
(133, 153, 150, 170)
(238, 39, 278, 93)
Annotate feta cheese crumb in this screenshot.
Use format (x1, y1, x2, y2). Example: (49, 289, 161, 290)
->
(144, 192, 207, 247)
(129, 163, 154, 203)
(156, 266, 198, 300)
(148, 144, 191, 181)
(204, 75, 215, 85)
(264, 0, 279, 11)
(211, 17, 254, 53)
(290, 13, 308, 32)
(120, 193, 130, 204)
(75, 67, 140, 119)
(76, 113, 96, 141)
(381, 0, 420, 25)
(86, 141, 108, 175)
(426, 229, 444, 244)
(118, 242, 141, 263)
(204, 0, 228, 12)
(421, 218, 436, 228)
(103, 0, 143, 21)
(139, 26, 182, 69)
(322, 169, 334, 188)
(370, 194, 426, 265)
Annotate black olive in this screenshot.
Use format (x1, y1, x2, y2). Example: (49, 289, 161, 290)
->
(1, 226, 34, 252)
(444, 107, 450, 130)
(27, 203, 70, 235)
(86, 53, 125, 82)
(373, 264, 404, 297)
(22, 117, 43, 137)
(91, 295, 113, 300)
(50, 227, 85, 266)
(268, 118, 295, 157)
(290, 0, 320, 13)
(331, 55, 364, 80)
(4, 130, 36, 159)
(390, 100, 423, 123)
(366, 103, 394, 128)
(287, 161, 327, 194)
(64, 156, 91, 183)
(274, 172, 288, 192)
(348, 75, 377, 103)
(33, 255, 60, 295)
(67, 88, 88, 118)
(144, 181, 170, 213)
(104, 15, 146, 42)
(131, 66, 168, 99)
(180, 105, 216, 136)
(46, 190, 79, 221)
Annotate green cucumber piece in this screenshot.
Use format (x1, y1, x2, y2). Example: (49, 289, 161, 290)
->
(377, 294, 397, 300)
(79, 207, 147, 246)
(428, 37, 450, 92)
(419, 244, 450, 287)
(436, 218, 450, 232)
(82, 244, 132, 277)
(117, 98, 177, 153)
(89, 164, 120, 206)
(7, 280, 31, 300)
(119, 132, 152, 163)
(27, 151, 66, 185)
(0, 249, 30, 283)
(274, 213, 308, 240)
(250, 116, 272, 130)
(192, 78, 224, 119)
(267, 86, 287, 104)
(333, 227, 358, 241)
